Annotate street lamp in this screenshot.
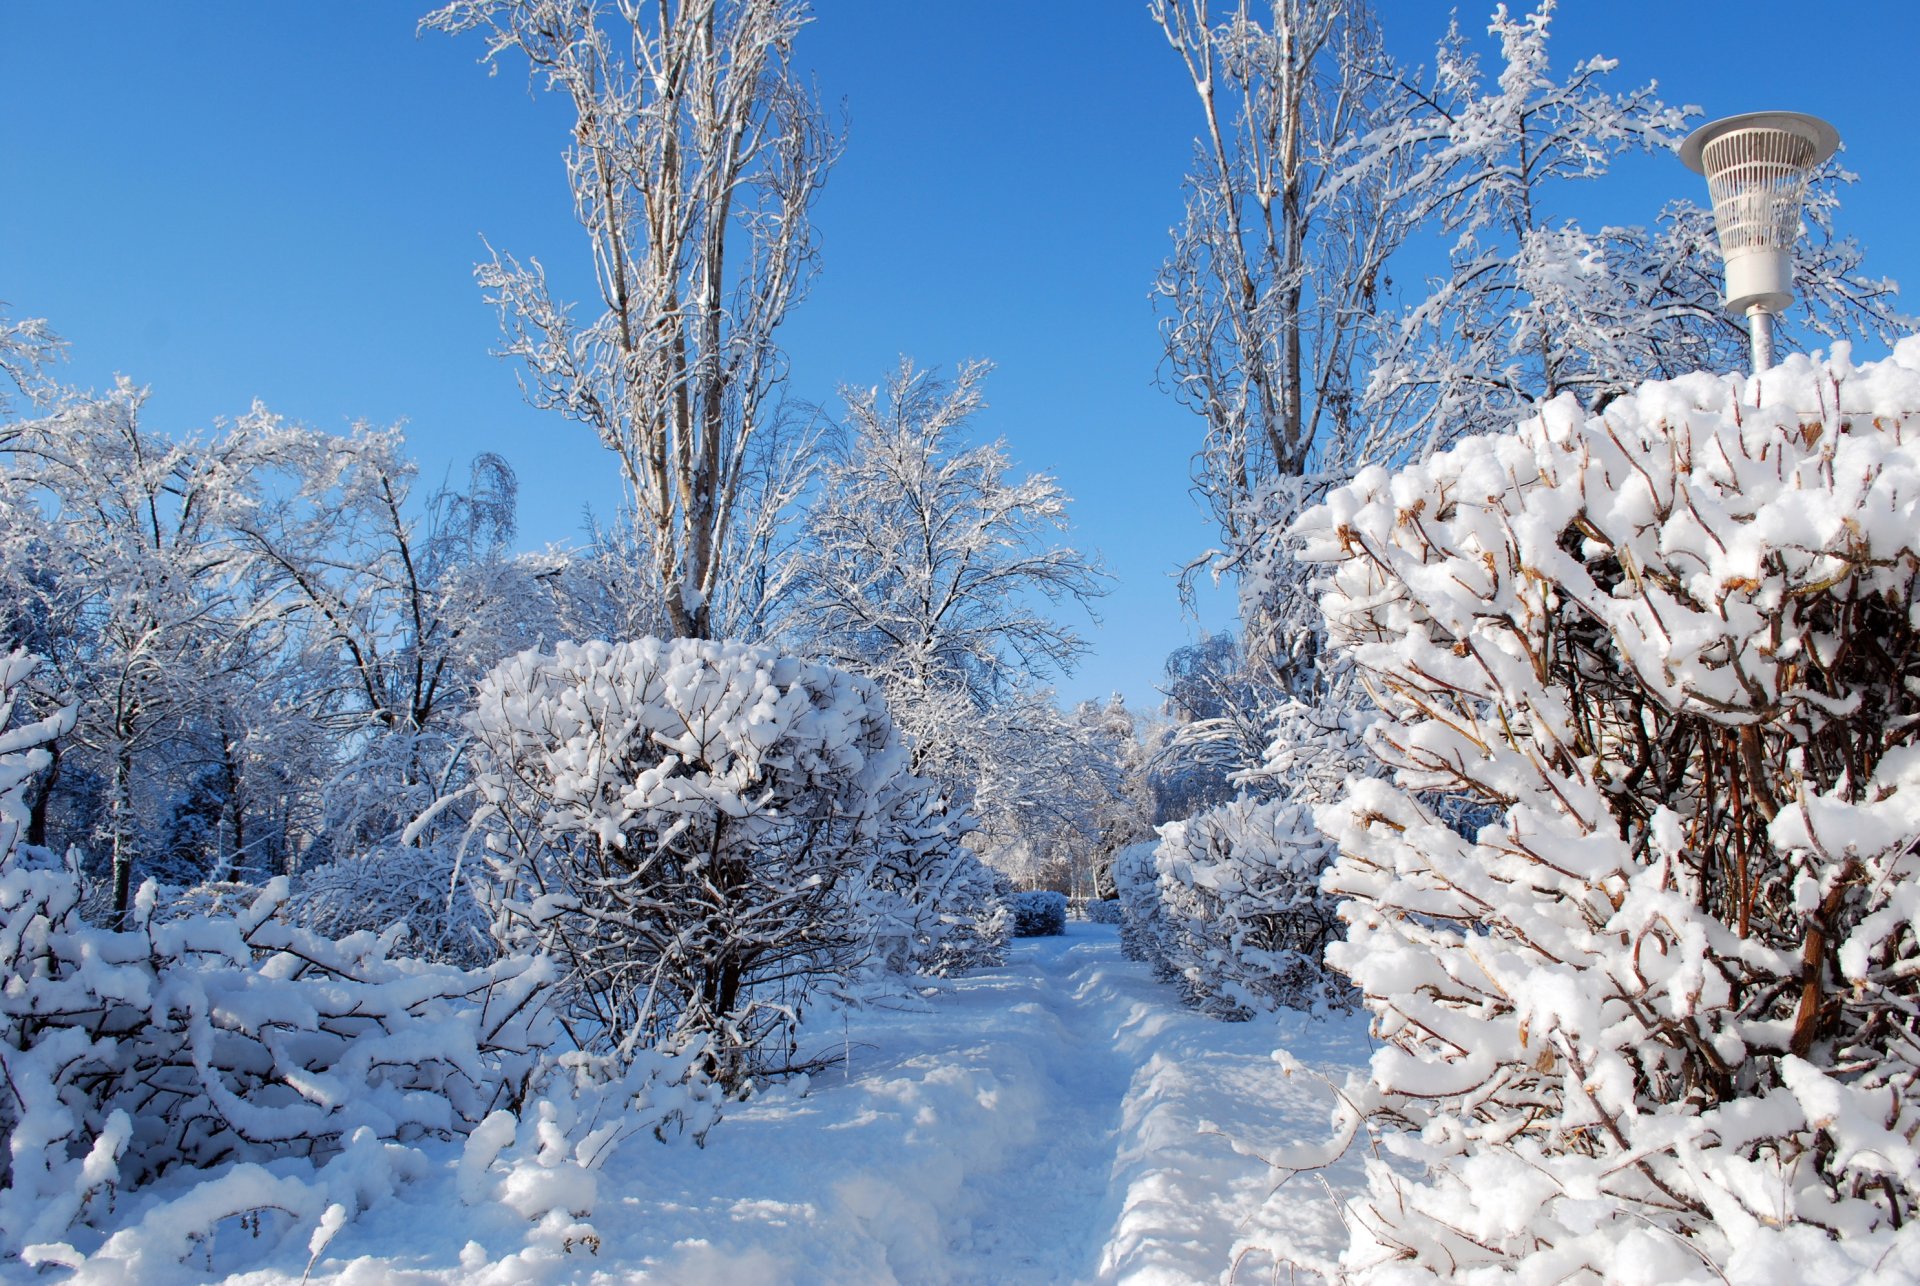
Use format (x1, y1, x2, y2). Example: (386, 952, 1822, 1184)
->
(1679, 111, 1838, 374)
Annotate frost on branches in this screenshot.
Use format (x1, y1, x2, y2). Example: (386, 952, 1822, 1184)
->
(1296, 343, 1920, 1282)
(465, 638, 981, 1086)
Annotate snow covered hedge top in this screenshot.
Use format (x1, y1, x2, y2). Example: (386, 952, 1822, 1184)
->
(1300, 340, 1920, 736)
(469, 637, 910, 855)
(1294, 342, 1920, 1281)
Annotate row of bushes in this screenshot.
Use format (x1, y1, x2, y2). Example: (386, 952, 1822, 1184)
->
(0, 639, 1014, 1270)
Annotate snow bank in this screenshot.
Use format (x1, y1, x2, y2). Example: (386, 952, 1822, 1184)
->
(15, 925, 1371, 1284)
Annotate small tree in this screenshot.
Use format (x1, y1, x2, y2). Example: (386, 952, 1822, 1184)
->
(233, 420, 532, 857)
(790, 360, 1107, 850)
(1297, 344, 1920, 1280)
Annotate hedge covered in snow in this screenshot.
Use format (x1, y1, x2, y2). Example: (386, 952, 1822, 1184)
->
(1115, 800, 1348, 1017)
(1011, 889, 1067, 937)
(1297, 343, 1920, 1282)
(863, 779, 1011, 975)
(1153, 796, 1349, 1017)
(1112, 839, 1175, 980)
(465, 637, 990, 1085)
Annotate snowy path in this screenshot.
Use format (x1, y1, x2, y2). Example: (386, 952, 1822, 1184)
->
(259, 924, 1376, 1285)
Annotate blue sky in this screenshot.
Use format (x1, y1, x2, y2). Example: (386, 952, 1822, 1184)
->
(4, 2, 1916, 709)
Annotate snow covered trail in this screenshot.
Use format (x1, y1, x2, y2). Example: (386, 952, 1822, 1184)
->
(236, 924, 1373, 1285)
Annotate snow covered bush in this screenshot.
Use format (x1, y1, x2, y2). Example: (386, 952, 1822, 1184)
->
(861, 779, 1010, 976)
(0, 652, 565, 1265)
(1153, 796, 1350, 1017)
(1011, 889, 1067, 937)
(466, 637, 959, 1086)
(0, 877, 557, 1257)
(291, 841, 495, 967)
(1296, 343, 1920, 1282)
(1085, 897, 1123, 925)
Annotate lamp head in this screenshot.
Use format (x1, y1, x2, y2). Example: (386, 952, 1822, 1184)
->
(1679, 111, 1838, 315)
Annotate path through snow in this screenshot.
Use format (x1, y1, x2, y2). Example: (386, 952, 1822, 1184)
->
(252, 923, 1376, 1285)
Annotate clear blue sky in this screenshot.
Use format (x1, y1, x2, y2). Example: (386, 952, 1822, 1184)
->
(4, 2, 1915, 708)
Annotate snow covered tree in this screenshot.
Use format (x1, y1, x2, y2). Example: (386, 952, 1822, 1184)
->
(789, 360, 1107, 859)
(465, 637, 963, 1085)
(1295, 343, 1920, 1280)
(233, 421, 536, 860)
(0, 303, 60, 416)
(1148, 631, 1276, 819)
(425, 0, 835, 640)
(1348, 1, 1688, 458)
(1064, 696, 1157, 896)
(0, 384, 285, 922)
(793, 362, 1103, 741)
(862, 783, 1011, 976)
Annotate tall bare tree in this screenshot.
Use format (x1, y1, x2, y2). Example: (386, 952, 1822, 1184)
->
(1152, 0, 1400, 584)
(425, 0, 836, 639)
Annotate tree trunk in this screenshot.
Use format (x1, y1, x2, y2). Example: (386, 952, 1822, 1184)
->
(111, 740, 134, 927)
(26, 737, 58, 849)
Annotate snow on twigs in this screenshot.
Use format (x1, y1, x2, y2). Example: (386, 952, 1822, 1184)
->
(1296, 341, 1920, 1282)
(0, 649, 724, 1278)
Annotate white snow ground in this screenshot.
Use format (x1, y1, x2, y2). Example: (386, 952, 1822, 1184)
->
(62, 924, 1376, 1285)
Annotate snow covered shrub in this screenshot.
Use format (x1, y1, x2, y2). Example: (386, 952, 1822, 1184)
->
(0, 656, 577, 1271)
(1113, 839, 1177, 979)
(1011, 889, 1067, 937)
(450, 1039, 722, 1264)
(466, 637, 939, 1086)
(1085, 897, 1123, 924)
(0, 876, 556, 1257)
(941, 860, 1015, 970)
(292, 841, 495, 967)
(1153, 796, 1350, 1017)
(1296, 343, 1920, 1282)
(861, 779, 1009, 975)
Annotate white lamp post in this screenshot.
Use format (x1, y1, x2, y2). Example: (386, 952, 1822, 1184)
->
(1679, 111, 1838, 374)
